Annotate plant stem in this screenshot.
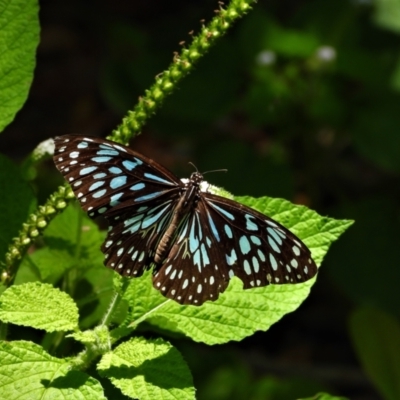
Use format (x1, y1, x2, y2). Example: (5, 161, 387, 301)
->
(2, 184, 74, 286)
(2, 0, 258, 284)
(100, 277, 130, 327)
(108, 0, 257, 145)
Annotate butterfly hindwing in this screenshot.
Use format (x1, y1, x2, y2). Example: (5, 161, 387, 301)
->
(102, 197, 179, 278)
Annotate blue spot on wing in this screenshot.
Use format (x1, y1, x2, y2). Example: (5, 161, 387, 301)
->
(97, 149, 119, 156)
(239, 235, 251, 255)
(110, 176, 127, 189)
(99, 144, 114, 150)
(142, 205, 170, 229)
(210, 203, 235, 220)
(130, 183, 145, 191)
(124, 214, 144, 227)
(224, 224, 233, 239)
(200, 243, 209, 265)
(136, 192, 162, 202)
(193, 249, 201, 267)
(122, 160, 138, 171)
(92, 156, 112, 163)
(80, 166, 98, 175)
(225, 249, 237, 266)
(245, 214, 258, 231)
(144, 173, 174, 185)
(77, 141, 88, 149)
(93, 189, 107, 198)
(110, 192, 124, 206)
(189, 221, 199, 252)
(109, 167, 122, 174)
(89, 181, 105, 191)
(207, 212, 220, 242)
(250, 235, 261, 246)
(268, 236, 281, 253)
(267, 227, 283, 245)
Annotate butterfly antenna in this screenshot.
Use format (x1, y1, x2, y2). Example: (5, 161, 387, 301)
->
(188, 161, 227, 175)
(202, 168, 228, 175)
(188, 162, 199, 172)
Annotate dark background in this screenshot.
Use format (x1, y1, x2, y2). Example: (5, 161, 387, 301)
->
(2, 0, 400, 398)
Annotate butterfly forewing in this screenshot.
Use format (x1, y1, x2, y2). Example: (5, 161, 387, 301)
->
(53, 136, 182, 218)
(53, 135, 318, 306)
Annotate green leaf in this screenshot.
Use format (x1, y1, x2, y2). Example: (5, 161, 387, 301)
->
(373, 0, 400, 33)
(98, 337, 195, 400)
(235, 196, 348, 266)
(0, 0, 39, 131)
(0, 154, 36, 263)
(44, 204, 106, 273)
(78, 265, 116, 329)
(122, 197, 352, 344)
(21, 204, 114, 328)
(0, 282, 79, 332)
(68, 326, 111, 351)
(300, 393, 349, 400)
(44, 203, 105, 254)
(20, 247, 74, 283)
(349, 307, 400, 400)
(0, 340, 106, 399)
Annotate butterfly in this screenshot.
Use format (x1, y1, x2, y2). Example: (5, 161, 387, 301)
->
(53, 135, 317, 305)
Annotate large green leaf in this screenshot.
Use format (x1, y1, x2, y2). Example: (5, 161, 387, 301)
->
(0, 0, 39, 131)
(0, 341, 106, 399)
(21, 204, 115, 328)
(0, 282, 79, 332)
(120, 196, 352, 345)
(98, 337, 195, 400)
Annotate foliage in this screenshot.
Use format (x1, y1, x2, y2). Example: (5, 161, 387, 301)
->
(1, 0, 397, 398)
(350, 307, 400, 400)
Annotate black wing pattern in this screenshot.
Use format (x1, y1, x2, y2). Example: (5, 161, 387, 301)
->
(153, 193, 317, 305)
(54, 135, 182, 278)
(54, 135, 318, 306)
(53, 136, 182, 218)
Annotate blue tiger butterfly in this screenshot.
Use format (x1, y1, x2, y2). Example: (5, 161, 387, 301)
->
(53, 135, 317, 305)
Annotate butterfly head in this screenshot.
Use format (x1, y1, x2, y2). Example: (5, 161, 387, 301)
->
(189, 171, 204, 185)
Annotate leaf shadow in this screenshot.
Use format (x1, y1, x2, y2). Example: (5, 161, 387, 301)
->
(41, 370, 93, 389)
(102, 348, 192, 390)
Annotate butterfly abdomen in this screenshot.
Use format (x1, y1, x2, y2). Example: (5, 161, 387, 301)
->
(154, 181, 200, 264)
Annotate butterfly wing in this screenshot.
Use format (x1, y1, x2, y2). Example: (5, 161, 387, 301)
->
(153, 205, 230, 305)
(101, 197, 179, 277)
(153, 193, 317, 305)
(203, 194, 317, 287)
(53, 135, 182, 218)
(54, 135, 317, 306)
(53, 135, 183, 277)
